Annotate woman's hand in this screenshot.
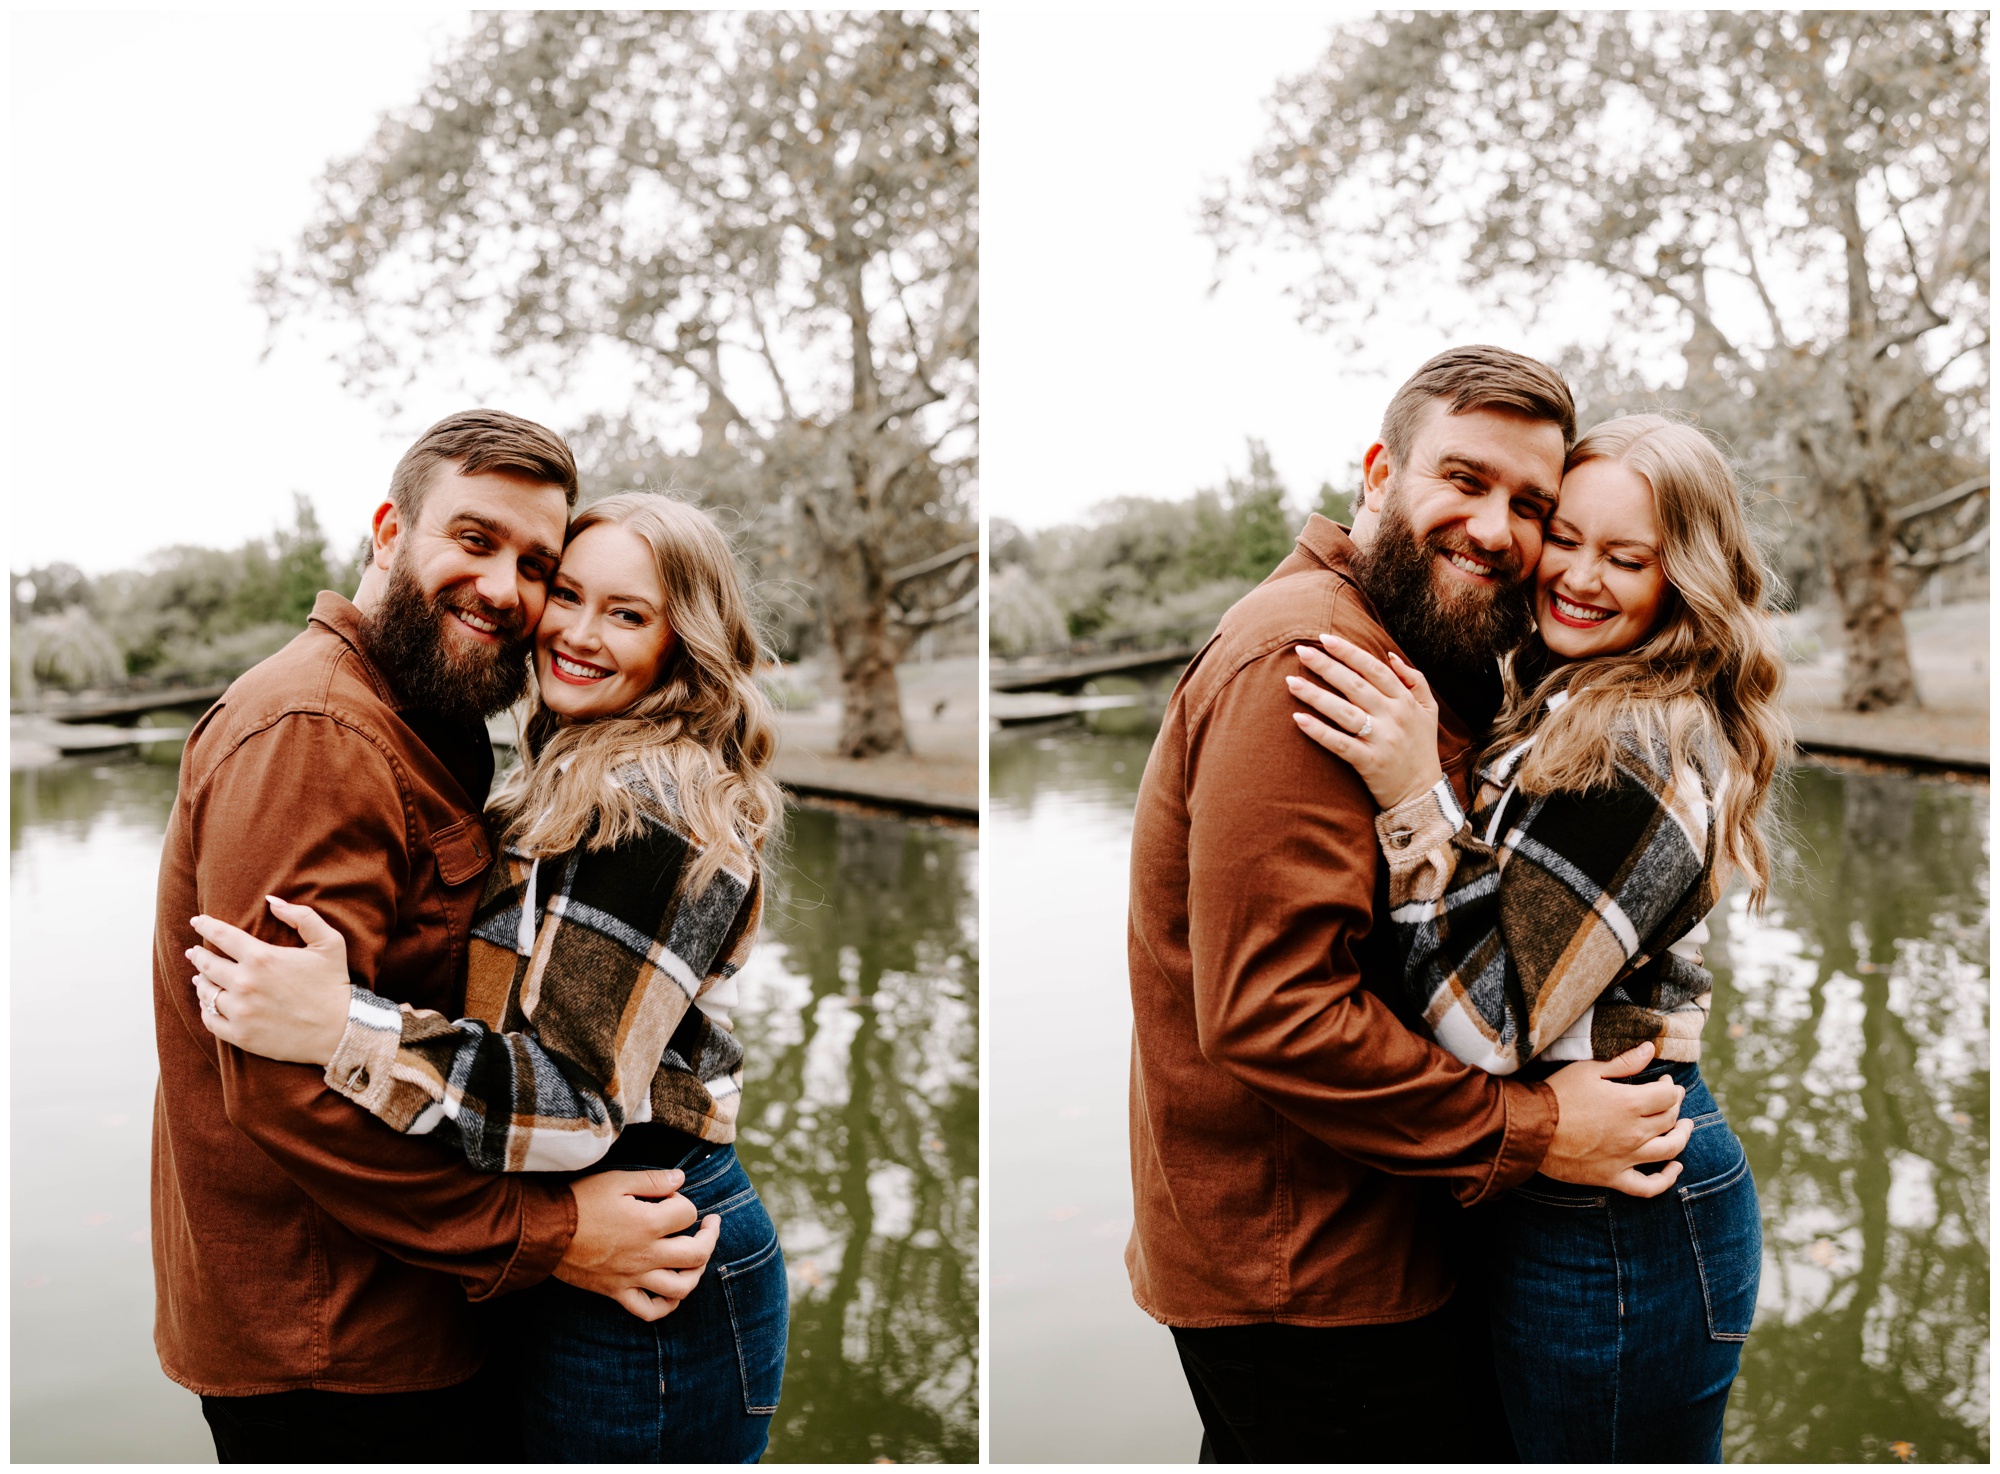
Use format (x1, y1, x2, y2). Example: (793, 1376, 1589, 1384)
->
(1286, 634, 1445, 811)
(186, 897, 354, 1066)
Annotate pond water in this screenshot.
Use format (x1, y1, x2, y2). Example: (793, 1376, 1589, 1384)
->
(10, 747, 978, 1464)
(989, 708, 1988, 1464)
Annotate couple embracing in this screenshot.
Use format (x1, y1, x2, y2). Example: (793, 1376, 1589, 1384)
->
(153, 411, 787, 1462)
(1128, 347, 1789, 1463)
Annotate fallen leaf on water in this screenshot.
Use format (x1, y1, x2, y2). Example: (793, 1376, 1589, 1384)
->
(1856, 961, 1879, 974)
(84, 1212, 113, 1228)
(22, 1276, 47, 1289)
(1047, 1205, 1079, 1221)
(125, 1228, 148, 1244)
(1951, 1113, 1972, 1126)
(873, 1458, 896, 1465)
(1727, 1022, 1747, 1039)
(795, 1259, 825, 1288)
(923, 1137, 945, 1152)
(1807, 1239, 1840, 1267)
(1890, 1439, 1916, 1462)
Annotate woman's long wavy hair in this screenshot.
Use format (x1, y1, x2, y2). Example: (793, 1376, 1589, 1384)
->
(488, 493, 783, 895)
(1493, 414, 1791, 906)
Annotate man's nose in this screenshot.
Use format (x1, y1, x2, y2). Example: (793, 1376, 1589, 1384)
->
(471, 562, 522, 615)
(1464, 491, 1514, 553)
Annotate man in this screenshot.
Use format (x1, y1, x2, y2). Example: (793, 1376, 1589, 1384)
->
(1125, 348, 1693, 1461)
(152, 410, 717, 1462)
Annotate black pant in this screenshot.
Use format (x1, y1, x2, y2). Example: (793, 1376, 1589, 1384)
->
(1171, 1287, 1518, 1463)
(200, 1358, 518, 1464)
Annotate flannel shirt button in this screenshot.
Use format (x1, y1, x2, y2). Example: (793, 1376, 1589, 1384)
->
(347, 1065, 369, 1091)
(1388, 829, 1411, 849)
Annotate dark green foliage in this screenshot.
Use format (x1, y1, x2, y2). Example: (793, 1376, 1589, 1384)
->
(994, 440, 1305, 652)
(13, 496, 341, 688)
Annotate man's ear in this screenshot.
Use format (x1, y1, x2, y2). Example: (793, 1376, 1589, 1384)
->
(1360, 441, 1395, 510)
(370, 501, 400, 572)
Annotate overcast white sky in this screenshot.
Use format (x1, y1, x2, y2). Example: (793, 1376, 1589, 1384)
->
(6, 9, 1680, 574)
(6, 10, 503, 576)
(982, 10, 1660, 531)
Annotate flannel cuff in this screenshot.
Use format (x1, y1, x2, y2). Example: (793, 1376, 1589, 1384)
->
(1375, 778, 1467, 879)
(323, 985, 404, 1115)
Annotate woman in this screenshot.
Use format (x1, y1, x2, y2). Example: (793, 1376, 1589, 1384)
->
(185, 493, 789, 1463)
(1287, 414, 1788, 1462)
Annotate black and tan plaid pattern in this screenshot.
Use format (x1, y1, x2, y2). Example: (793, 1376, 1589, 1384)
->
(324, 766, 761, 1170)
(1375, 710, 1722, 1074)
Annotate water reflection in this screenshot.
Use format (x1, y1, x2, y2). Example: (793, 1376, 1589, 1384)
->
(991, 718, 1989, 1465)
(1712, 765, 1989, 1463)
(739, 807, 979, 1463)
(10, 755, 978, 1465)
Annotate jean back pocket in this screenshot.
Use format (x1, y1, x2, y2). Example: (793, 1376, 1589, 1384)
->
(720, 1233, 788, 1415)
(1678, 1116, 1761, 1342)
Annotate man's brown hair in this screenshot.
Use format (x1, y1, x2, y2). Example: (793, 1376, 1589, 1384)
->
(388, 409, 580, 521)
(1378, 345, 1577, 473)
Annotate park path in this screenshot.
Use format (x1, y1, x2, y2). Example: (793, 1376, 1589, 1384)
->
(771, 655, 977, 817)
(1780, 600, 1987, 770)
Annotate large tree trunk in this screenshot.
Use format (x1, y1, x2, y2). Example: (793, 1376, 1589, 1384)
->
(1812, 458, 1920, 712)
(812, 520, 911, 758)
(1829, 545, 1920, 711)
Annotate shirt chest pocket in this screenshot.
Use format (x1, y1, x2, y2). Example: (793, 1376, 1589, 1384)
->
(429, 816, 493, 889)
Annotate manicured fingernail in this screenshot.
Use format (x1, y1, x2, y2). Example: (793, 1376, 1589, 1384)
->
(1295, 644, 1315, 658)
(1292, 713, 1309, 725)
(266, 895, 289, 907)
(1285, 675, 1304, 688)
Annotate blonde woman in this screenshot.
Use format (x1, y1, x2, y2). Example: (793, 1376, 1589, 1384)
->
(185, 493, 789, 1462)
(1288, 415, 1788, 1462)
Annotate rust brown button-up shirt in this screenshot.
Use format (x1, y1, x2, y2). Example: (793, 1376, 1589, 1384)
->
(1126, 517, 1559, 1328)
(151, 592, 576, 1395)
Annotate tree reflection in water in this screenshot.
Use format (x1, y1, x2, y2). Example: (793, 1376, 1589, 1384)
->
(733, 804, 978, 1463)
(1711, 764, 1988, 1463)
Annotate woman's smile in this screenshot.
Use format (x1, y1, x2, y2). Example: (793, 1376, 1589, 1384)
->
(548, 649, 614, 684)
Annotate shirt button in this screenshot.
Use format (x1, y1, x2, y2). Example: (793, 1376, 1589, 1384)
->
(347, 1066, 369, 1091)
(1388, 829, 1411, 849)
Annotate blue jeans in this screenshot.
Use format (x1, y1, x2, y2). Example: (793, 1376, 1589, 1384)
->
(1489, 1061, 1760, 1462)
(506, 1141, 789, 1463)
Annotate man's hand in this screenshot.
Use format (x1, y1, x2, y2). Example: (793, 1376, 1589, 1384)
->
(557, 1169, 722, 1322)
(1541, 1042, 1692, 1198)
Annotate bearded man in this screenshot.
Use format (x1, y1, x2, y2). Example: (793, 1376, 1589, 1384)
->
(1125, 347, 1690, 1461)
(151, 411, 713, 1463)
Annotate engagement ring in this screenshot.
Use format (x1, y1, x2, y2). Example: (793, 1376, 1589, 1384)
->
(1358, 716, 1373, 738)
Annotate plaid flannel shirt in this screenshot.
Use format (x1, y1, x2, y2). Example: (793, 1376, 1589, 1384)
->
(1375, 699, 1723, 1074)
(323, 765, 761, 1171)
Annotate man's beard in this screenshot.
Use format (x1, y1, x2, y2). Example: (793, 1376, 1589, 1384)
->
(1352, 488, 1534, 675)
(358, 554, 533, 723)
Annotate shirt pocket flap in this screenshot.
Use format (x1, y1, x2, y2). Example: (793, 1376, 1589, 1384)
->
(431, 817, 493, 888)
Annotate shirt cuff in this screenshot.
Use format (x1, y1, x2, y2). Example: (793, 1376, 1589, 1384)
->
(1374, 778, 1467, 876)
(322, 985, 404, 1116)
(1476, 1076, 1562, 1202)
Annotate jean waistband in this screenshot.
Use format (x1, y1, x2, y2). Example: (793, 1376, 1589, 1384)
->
(592, 1122, 718, 1175)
